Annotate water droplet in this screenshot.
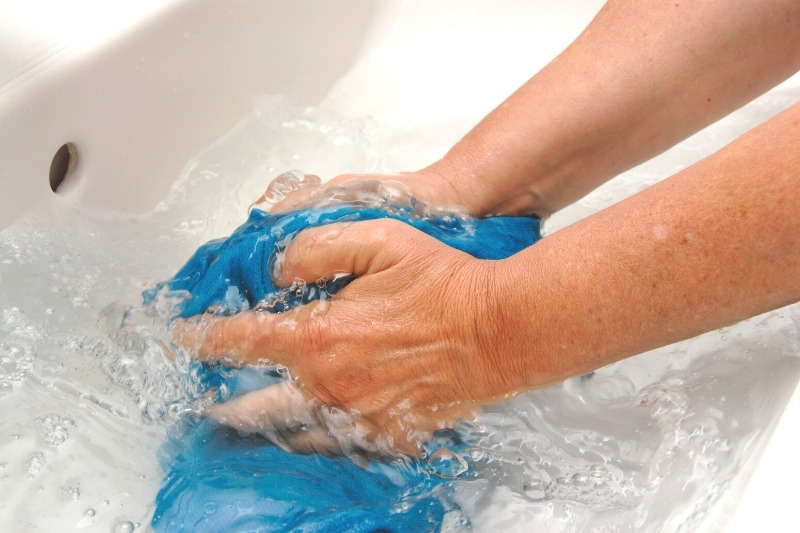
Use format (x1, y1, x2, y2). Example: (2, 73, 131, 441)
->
(522, 480, 548, 501)
(84, 509, 96, 518)
(572, 472, 591, 488)
(467, 448, 486, 462)
(427, 448, 468, 479)
(0, 341, 35, 397)
(113, 520, 136, 533)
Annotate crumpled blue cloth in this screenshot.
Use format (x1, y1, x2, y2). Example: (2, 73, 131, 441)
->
(152, 366, 461, 533)
(147, 204, 541, 317)
(149, 203, 541, 533)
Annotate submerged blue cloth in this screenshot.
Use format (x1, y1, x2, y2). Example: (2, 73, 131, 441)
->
(147, 204, 541, 317)
(150, 203, 541, 533)
(153, 367, 458, 533)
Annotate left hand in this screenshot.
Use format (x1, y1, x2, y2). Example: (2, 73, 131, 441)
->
(174, 218, 516, 457)
(259, 169, 471, 216)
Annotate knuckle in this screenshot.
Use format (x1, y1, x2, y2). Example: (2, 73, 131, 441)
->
(297, 317, 328, 355)
(369, 218, 408, 241)
(283, 231, 316, 266)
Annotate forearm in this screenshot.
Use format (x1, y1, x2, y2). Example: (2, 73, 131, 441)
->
(425, 0, 800, 217)
(491, 102, 800, 391)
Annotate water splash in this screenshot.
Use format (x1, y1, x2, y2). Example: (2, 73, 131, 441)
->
(1, 91, 799, 532)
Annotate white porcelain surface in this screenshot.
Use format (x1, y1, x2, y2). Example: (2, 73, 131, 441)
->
(1, 2, 797, 530)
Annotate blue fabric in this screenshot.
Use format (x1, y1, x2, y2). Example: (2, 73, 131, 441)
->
(149, 203, 541, 533)
(152, 367, 458, 533)
(147, 204, 541, 317)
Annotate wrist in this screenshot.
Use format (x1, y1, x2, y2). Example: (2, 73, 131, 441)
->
(474, 244, 591, 396)
(463, 258, 543, 400)
(422, 147, 560, 219)
(397, 165, 479, 216)
(418, 158, 500, 218)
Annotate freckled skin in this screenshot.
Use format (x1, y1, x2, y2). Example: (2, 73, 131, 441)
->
(183, 0, 800, 456)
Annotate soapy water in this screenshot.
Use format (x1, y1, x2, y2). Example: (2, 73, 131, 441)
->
(1, 91, 800, 532)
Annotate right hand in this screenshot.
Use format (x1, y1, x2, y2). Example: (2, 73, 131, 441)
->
(174, 218, 524, 457)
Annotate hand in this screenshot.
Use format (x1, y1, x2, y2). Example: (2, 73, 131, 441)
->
(255, 168, 471, 216)
(175, 219, 516, 457)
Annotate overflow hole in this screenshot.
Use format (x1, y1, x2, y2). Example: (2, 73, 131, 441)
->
(49, 142, 78, 193)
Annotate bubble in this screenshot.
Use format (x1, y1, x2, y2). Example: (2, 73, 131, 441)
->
(36, 413, 75, 447)
(25, 452, 45, 478)
(441, 510, 470, 530)
(572, 472, 591, 488)
(522, 479, 548, 501)
(467, 448, 487, 462)
(0, 341, 35, 397)
(112, 520, 136, 533)
(62, 484, 81, 501)
(427, 448, 469, 479)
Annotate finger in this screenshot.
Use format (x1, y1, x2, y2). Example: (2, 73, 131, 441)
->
(207, 380, 318, 432)
(280, 425, 342, 456)
(266, 184, 327, 213)
(172, 301, 329, 363)
(173, 311, 268, 362)
(277, 218, 431, 286)
(267, 174, 385, 213)
(207, 382, 393, 458)
(251, 171, 322, 213)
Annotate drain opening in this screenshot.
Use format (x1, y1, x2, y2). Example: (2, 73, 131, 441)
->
(49, 143, 78, 193)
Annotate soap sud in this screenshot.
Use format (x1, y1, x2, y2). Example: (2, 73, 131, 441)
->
(0, 91, 799, 532)
(36, 413, 75, 447)
(0, 339, 34, 397)
(24, 452, 45, 478)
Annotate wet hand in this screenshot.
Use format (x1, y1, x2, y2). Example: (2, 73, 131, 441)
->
(257, 169, 468, 216)
(175, 219, 514, 457)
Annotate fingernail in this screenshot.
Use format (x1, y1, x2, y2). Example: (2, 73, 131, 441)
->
(270, 251, 285, 285)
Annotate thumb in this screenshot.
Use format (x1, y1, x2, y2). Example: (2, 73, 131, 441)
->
(277, 218, 431, 285)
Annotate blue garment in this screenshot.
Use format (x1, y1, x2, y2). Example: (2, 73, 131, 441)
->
(150, 203, 541, 533)
(153, 366, 463, 533)
(148, 204, 540, 317)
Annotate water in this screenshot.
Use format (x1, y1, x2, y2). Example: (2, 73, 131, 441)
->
(1, 91, 800, 532)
